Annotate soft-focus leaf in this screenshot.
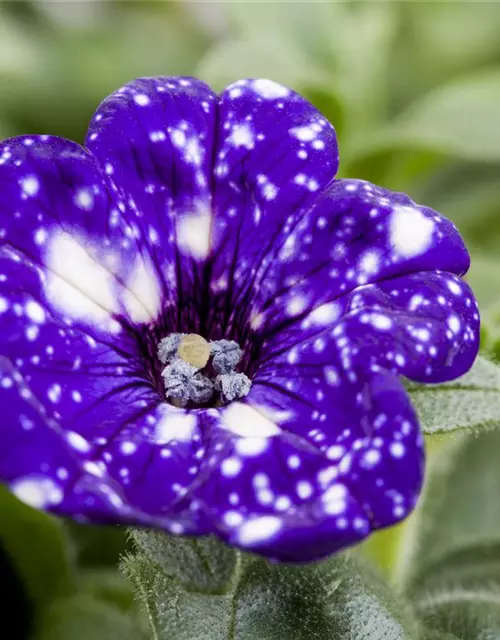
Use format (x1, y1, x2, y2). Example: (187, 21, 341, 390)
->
(130, 530, 239, 594)
(0, 9, 39, 77)
(407, 356, 500, 435)
(0, 486, 74, 624)
(123, 550, 418, 639)
(359, 524, 404, 579)
(396, 428, 500, 593)
(0, 542, 31, 640)
(0, 3, 209, 141)
(416, 165, 500, 251)
(37, 595, 145, 640)
(226, 0, 345, 62)
(415, 589, 500, 640)
(396, 428, 500, 638)
(197, 36, 328, 94)
(78, 569, 136, 612)
(389, 71, 500, 162)
(467, 253, 500, 313)
(66, 521, 130, 567)
(419, 629, 459, 640)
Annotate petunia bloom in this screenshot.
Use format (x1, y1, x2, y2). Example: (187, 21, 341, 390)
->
(0, 77, 479, 562)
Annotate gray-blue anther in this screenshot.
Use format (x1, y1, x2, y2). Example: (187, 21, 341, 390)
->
(162, 358, 213, 407)
(215, 372, 252, 402)
(210, 340, 243, 374)
(157, 334, 185, 365)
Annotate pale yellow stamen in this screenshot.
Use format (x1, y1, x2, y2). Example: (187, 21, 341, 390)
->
(177, 334, 211, 369)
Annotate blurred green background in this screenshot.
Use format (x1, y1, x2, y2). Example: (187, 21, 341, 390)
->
(1, 0, 500, 638)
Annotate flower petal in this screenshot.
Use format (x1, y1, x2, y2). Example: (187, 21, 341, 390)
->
(0, 255, 211, 531)
(245, 179, 478, 382)
(258, 270, 478, 385)
(0, 135, 171, 329)
(186, 367, 422, 562)
(0, 135, 212, 530)
(86, 76, 217, 280)
(208, 79, 338, 330)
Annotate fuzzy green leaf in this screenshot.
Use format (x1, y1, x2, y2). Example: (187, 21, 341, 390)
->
(233, 553, 417, 640)
(122, 548, 418, 639)
(415, 589, 500, 640)
(121, 553, 234, 640)
(408, 356, 500, 434)
(130, 530, 239, 594)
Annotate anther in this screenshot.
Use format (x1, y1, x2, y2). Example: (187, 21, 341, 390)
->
(162, 358, 213, 408)
(211, 340, 242, 374)
(215, 372, 251, 402)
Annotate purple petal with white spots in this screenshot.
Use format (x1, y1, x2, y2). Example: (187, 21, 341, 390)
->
(209, 79, 338, 316)
(0, 77, 480, 563)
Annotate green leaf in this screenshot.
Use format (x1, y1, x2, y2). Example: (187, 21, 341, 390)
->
(407, 356, 500, 435)
(226, 0, 344, 49)
(122, 550, 418, 639)
(419, 629, 459, 640)
(233, 553, 417, 640)
(66, 521, 130, 567)
(197, 36, 328, 95)
(0, 486, 75, 623)
(415, 589, 500, 640)
(467, 253, 500, 314)
(389, 70, 500, 162)
(121, 553, 234, 640)
(130, 529, 239, 594)
(396, 428, 500, 638)
(78, 568, 136, 612)
(396, 428, 500, 594)
(37, 595, 146, 640)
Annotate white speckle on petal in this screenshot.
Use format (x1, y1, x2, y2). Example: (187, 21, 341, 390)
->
(155, 410, 197, 444)
(25, 301, 45, 323)
(120, 441, 137, 455)
(134, 93, 150, 106)
(235, 437, 269, 457)
(75, 188, 94, 211)
(448, 315, 461, 334)
(45, 230, 119, 331)
(47, 383, 61, 403)
(221, 457, 242, 477)
(302, 302, 340, 327)
(252, 79, 289, 99)
(289, 125, 316, 141)
(237, 515, 282, 546)
(20, 176, 40, 197)
(221, 403, 281, 437)
(12, 476, 63, 508)
(176, 205, 212, 260)
(390, 206, 434, 258)
(122, 255, 162, 324)
(229, 124, 255, 148)
(66, 431, 91, 453)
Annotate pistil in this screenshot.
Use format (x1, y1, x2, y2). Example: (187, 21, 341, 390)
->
(157, 334, 252, 407)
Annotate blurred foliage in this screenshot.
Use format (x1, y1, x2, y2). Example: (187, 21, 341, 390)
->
(2, 0, 500, 637)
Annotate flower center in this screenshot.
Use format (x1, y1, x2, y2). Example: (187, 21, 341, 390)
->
(157, 333, 251, 408)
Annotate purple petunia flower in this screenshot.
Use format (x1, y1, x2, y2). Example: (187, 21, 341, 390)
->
(0, 77, 479, 562)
